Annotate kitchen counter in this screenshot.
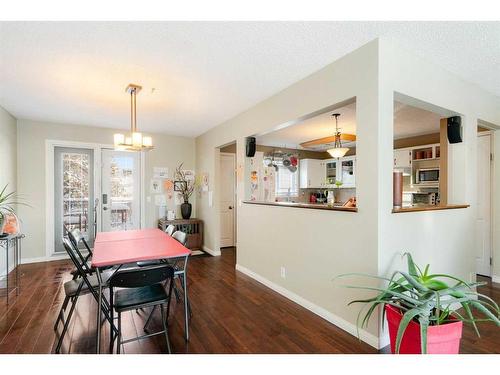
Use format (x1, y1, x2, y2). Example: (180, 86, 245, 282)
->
(242, 200, 357, 212)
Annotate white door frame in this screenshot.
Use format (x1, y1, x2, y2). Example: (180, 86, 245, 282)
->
(45, 140, 145, 259)
(476, 131, 493, 276)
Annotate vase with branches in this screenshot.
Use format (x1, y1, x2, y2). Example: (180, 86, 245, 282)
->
(175, 163, 196, 219)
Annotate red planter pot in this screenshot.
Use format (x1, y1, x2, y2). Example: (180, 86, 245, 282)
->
(385, 305, 463, 354)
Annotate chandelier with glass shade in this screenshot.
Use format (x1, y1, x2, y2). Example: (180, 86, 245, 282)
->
(327, 113, 349, 158)
(113, 84, 154, 151)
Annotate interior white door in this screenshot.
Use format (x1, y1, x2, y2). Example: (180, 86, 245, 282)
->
(101, 149, 141, 232)
(220, 153, 236, 247)
(476, 133, 492, 276)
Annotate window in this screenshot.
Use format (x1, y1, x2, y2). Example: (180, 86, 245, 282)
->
(275, 165, 299, 197)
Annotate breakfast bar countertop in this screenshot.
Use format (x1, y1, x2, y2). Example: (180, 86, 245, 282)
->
(242, 200, 357, 212)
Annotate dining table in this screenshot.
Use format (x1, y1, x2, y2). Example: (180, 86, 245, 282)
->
(91, 228, 191, 354)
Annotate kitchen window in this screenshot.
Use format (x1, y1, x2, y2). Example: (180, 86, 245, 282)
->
(275, 165, 299, 198)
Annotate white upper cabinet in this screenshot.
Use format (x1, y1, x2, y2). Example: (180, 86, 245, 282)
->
(340, 156, 356, 188)
(299, 159, 326, 188)
(394, 149, 412, 169)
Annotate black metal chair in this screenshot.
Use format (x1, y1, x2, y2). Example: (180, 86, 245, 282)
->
(109, 264, 175, 354)
(143, 230, 192, 338)
(54, 237, 115, 354)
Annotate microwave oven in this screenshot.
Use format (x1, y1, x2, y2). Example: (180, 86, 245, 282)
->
(416, 168, 439, 185)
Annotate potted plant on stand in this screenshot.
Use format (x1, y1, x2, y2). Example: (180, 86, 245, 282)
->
(175, 164, 196, 220)
(336, 253, 500, 354)
(0, 184, 23, 236)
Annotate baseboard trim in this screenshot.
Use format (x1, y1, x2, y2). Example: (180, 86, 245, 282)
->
(235, 263, 380, 349)
(21, 253, 69, 265)
(203, 246, 221, 257)
(492, 275, 500, 284)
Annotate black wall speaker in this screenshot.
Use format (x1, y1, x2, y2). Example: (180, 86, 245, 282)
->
(246, 137, 256, 157)
(447, 116, 462, 144)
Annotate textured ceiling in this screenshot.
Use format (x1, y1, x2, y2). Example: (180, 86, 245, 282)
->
(1, 22, 499, 137)
(256, 101, 442, 150)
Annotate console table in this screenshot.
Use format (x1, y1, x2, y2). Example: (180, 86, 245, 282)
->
(158, 218, 203, 251)
(0, 233, 24, 304)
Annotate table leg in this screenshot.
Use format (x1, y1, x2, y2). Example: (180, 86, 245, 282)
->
(6, 240, 9, 305)
(183, 255, 190, 341)
(15, 238, 19, 296)
(96, 267, 103, 353)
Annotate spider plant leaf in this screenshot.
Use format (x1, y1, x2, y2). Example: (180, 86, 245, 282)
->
(422, 279, 450, 291)
(423, 264, 430, 278)
(461, 302, 480, 336)
(399, 271, 429, 293)
(403, 252, 420, 278)
(419, 316, 429, 354)
(470, 301, 500, 324)
(340, 285, 422, 305)
(426, 274, 473, 288)
(395, 308, 423, 354)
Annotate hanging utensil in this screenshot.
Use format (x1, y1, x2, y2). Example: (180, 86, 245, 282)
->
(283, 155, 291, 167)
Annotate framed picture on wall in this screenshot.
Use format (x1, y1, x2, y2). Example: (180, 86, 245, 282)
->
(174, 180, 187, 192)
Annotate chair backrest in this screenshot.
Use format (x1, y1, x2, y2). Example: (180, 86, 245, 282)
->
(109, 264, 174, 288)
(165, 224, 175, 236)
(172, 230, 188, 247)
(62, 237, 92, 276)
(67, 228, 93, 263)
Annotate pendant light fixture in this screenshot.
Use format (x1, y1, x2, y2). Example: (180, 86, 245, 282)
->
(327, 113, 349, 158)
(114, 84, 154, 151)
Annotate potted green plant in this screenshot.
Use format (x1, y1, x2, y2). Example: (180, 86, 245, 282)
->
(175, 164, 196, 219)
(0, 184, 23, 235)
(336, 253, 500, 354)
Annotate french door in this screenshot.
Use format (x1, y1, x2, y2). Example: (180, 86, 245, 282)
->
(101, 149, 141, 232)
(53, 146, 142, 254)
(54, 147, 95, 253)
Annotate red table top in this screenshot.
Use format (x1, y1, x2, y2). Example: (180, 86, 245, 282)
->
(92, 228, 191, 268)
(95, 228, 164, 242)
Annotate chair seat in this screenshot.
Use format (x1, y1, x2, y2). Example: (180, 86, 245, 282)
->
(63, 270, 113, 297)
(114, 284, 168, 312)
(136, 259, 162, 267)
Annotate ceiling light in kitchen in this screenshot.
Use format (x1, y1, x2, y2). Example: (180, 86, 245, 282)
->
(327, 113, 349, 158)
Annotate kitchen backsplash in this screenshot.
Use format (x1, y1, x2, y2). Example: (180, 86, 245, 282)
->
(297, 188, 356, 204)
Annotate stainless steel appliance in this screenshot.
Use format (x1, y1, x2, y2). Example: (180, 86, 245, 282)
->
(416, 167, 439, 185)
(411, 192, 438, 206)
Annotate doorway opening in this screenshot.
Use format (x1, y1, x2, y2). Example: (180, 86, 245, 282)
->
(219, 142, 237, 253)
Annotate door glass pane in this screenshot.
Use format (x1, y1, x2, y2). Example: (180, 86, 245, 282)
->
(54, 147, 94, 253)
(109, 155, 136, 230)
(62, 153, 90, 236)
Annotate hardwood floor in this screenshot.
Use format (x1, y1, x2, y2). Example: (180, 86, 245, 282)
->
(0, 248, 498, 354)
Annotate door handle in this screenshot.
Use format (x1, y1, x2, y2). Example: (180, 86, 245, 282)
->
(228, 206, 233, 210)
(103, 206, 108, 211)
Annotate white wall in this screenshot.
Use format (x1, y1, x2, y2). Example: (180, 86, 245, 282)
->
(0, 106, 17, 277)
(16, 119, 195, 262)
(195, 37, 500, 349)
(377, 38, 500, 345)
(196, 40, 383, 346)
